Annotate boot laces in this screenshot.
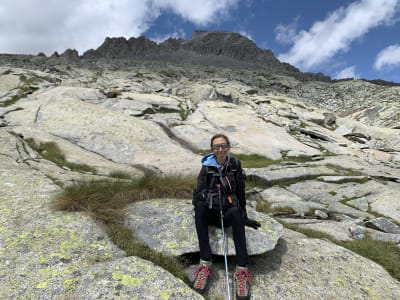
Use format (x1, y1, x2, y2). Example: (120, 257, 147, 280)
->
(236, 269, 251, 296)
(194, 265, 211, 289)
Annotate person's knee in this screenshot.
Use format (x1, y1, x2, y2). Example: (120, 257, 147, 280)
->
(194, 202, 208, 216)
(227, 206, 242, 221)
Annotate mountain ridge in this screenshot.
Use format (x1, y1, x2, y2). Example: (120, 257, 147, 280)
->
(3, 30, 399, 86)
(78, 30, 329, 82)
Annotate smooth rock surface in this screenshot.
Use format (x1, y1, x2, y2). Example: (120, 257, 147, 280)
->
(125, 199, 284, 256)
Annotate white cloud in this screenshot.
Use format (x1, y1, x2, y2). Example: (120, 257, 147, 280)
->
(334, 66, 358, 79)
(275, 19, 298, 45)
(278, 0, 400, 71)
(0, 0, 239, 55)
(151, 0, 239, 25)
(238, 30, 254, 41)
(374, 44, 400, 70)
(150, 28, 187, 44)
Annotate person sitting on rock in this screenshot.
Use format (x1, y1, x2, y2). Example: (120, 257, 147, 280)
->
(192, 133, 261, 299)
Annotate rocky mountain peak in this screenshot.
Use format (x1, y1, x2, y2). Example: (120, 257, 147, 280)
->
(83, 36, 159, 59)
(183, 30, 268, 60)
(79, 30, 329, 82)
(60, 48, 79, 60)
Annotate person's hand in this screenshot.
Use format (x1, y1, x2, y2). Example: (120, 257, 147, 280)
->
(243, 217, 261, 230)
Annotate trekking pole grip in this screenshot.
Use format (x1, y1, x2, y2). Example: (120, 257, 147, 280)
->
(216, 184, 223, 211)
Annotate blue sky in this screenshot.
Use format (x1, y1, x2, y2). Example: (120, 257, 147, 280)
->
(1, 0, 400, 83)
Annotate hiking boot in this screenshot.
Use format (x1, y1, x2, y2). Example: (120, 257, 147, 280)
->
(193, 261, 212, 293)
(234, 266, 251, 300)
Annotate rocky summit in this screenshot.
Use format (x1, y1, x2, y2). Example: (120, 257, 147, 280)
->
(1, 31, 400, 299)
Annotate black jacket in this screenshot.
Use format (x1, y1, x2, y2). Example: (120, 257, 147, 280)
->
(194, 156, 247, 215)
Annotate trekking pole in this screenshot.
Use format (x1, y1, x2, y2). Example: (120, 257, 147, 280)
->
(217, 184, 231, 300)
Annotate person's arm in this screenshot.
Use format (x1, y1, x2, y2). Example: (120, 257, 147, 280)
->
(235, 159, 247, 214)
(193, 166, 208, 205)
(196, 166, 208, 191)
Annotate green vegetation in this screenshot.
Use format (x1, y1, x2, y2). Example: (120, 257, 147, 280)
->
(0, 94, 24, 107)
(196, 150, 326, 169)
(256, 200, 272, 213)
(256, 201, 315, 217)
(45, 174, 65, 189)
(325, 163, 363, 176)
(178, 102, 190, 121)
(278, 220, 400, 282)
(259, 200, 400, 280)
(25, 138, 97, 174)
(281, 151, 320, 163)
(0, 87, 36, 107)
(0, 75, 40, 107)
(340, 236, 400, 279)
(335, 91, 344, 100)
(109, 171, 133, 180)
(196, 149, 211, 156)
(194, 151, 280, 168)
(233, 153, 279, 168)
(52, 174, 196, 284)
(273, 174, 322, 188)
(244, 179, 262, 190)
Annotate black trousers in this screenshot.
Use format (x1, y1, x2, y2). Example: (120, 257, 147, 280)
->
(194, 202, 249, 267)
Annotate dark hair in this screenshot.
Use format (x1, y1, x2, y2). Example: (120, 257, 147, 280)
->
(210, 133, 230, 149)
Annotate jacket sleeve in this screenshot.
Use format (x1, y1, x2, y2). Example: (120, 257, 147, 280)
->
(196, 166, 208, 191)
(192, 166, 208, 206)
(235, 159, 247, 216)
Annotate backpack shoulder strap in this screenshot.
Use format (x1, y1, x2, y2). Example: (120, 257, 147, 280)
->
(229, 156, 247, 187)
(228, 156, 239, 172)
(206, 166, 218, 190)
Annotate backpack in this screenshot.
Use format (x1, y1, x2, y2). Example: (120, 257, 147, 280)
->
(192, 156, 245, 210)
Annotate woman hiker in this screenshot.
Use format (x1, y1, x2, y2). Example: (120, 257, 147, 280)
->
(192, 133, 261, 299)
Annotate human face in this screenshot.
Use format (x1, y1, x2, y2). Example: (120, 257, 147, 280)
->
(212, 137, 230, 163)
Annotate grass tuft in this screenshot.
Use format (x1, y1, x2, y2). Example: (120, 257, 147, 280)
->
(339, 236, 400, 279)
(256, 201, 315, 216)
(25, 138, 97, 173)
(233, 153, 279, 168)
(109, 171, 133, 179)
(194, 151, 279, 168)
(256, 200, 272, 213)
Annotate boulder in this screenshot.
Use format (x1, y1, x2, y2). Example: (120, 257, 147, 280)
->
(189, 228, 400, 299)
(11, 125, 144, 180)
(248, 229, 400, 299)
(125, 199, 284, 256)
(365, 217, 400, 234)
(173, 100, 321, 160)
(5, 87, 200, 174)
(285, 179, 384, 205)
(73, 257, 202, 299)
(0, 72, 21, 93)
(246, 165, 336, 188)
(260, 186, 304, 202)
(366, 189, 400, 223)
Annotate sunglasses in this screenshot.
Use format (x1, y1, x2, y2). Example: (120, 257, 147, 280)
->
(212, 143, 229, 150)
